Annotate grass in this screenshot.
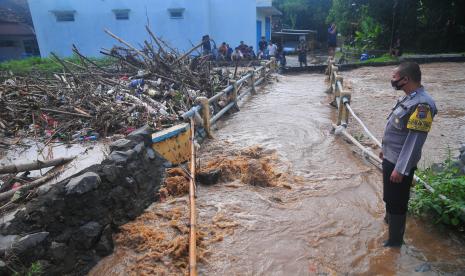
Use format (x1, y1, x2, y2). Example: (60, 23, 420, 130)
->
(409, 153, 465, 229)
(0, 56, 116, 75)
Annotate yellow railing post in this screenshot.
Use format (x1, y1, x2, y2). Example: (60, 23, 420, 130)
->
(230, 80, 239, 111)
(270, 57, 277, 71)
(250, 70, 256, 94)
(337, 90, 351, 126)
(195, 96, 213, 138)
(330, 65, 338, 93)
(335, 75, 343, 102)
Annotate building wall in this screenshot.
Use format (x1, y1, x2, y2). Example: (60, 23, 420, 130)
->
(28, 0, 256, 58)
(209, 0, 255, 50)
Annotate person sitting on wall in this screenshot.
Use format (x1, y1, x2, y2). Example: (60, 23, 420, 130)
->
(238, 41, 249, 55)
(248, 46, 257, 59)
(226, 44, 233, 60)
(232, 47, 244, 61)
(218, 42, 228, 60)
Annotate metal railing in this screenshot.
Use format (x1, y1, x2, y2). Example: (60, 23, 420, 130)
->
(182, 58, 277, 136)
(326, 58, 465, 215)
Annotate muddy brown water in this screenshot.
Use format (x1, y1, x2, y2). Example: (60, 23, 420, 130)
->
(93, 65, 465, 275)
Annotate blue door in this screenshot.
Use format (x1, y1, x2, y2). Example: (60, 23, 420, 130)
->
(257, 20, 262, 52)
(265, 17, 271, 41)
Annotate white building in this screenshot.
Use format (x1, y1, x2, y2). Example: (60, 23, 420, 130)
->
(28, 0, 281, 57)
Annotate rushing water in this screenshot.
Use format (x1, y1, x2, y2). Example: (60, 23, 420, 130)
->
(196, 71, 465, 275)
(93, 65, 465, 275)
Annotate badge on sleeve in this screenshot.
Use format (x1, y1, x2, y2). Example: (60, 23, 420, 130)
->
(407, 104, 433, 132)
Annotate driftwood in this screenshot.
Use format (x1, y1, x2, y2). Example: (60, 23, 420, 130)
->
(40, 108, 92, 119)
(0, 157, 75, 175)
(0, 25, 252, 142)
(0, 170, 62, 202)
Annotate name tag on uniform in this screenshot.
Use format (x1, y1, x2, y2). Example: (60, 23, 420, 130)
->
(407, 104, 433, 132)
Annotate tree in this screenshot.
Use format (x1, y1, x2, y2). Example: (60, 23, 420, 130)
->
(273, 0, 332, 42)
(274, 0, 308, 29)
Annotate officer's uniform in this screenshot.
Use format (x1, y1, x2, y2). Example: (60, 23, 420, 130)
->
(381, 86, 437, 246)
(382, 86, 437, 214)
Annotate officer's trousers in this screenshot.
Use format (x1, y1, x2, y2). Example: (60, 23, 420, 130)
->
(382, 159, 416, 215)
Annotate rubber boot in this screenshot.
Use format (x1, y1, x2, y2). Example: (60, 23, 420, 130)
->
(383, 214, 406, 247)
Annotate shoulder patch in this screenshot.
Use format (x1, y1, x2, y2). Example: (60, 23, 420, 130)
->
(407, 104, 433, 132)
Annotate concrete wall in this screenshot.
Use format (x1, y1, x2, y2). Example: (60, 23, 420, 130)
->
(28, 0, 257, 57)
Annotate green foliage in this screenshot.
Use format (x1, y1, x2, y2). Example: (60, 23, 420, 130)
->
(273, 0, 332, 42)
(354, 6, 382, 50)
(325, 0, 465, 52)
(326, 0, 358, 36)
(12, 261, 43, 276)
(409, 155, 465, 228)
(274, 0, 308, 29)
(0, 56, 115, 75)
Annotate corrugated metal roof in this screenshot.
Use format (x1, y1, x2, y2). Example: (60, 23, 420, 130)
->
(0, 21, 35, 36)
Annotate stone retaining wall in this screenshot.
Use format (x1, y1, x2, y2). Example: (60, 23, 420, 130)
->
(0, 126, 166, 275)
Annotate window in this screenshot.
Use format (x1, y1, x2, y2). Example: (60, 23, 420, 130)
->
(23, 40, 40, 55)
(0, 40, 17, 47)
(168, 8, 184, 19)
(52, 11, 75, 22)
(113, 9, 130, 20)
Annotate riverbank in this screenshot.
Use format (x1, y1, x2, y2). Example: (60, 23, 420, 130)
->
(283, 53, 465, 73)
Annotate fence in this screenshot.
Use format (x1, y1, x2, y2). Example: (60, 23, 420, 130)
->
(181, 58, 277, 132)
(325, 57, 465, 215)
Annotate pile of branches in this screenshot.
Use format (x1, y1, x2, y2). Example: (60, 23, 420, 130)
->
(0, 26, 244, 146)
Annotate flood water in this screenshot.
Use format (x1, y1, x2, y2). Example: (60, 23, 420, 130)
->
(197, 70, 465, 275)
(93, 65, 465, 275)
(344, 62, 465, 165)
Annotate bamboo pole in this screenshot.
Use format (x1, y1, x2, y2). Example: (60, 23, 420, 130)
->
(189, 117, 198, 276)
(0, 157, 75, 175)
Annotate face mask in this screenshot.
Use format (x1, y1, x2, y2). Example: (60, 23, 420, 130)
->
(391, 76, 406, 90)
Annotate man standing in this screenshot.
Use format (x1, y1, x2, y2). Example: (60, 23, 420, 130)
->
(297, 39, 308, 67)
(202, 35, 211, 55)
(380, 62, 437, 247)
(327, 23, 337, 57)
(259, 36, 268, 53)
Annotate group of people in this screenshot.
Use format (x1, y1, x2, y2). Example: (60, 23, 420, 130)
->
(201, 35, 283, 63)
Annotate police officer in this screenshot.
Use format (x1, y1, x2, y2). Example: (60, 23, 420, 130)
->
(380, 62, 437, 247)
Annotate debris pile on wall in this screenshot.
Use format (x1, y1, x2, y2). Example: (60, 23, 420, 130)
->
(0, 26, 251, 149)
